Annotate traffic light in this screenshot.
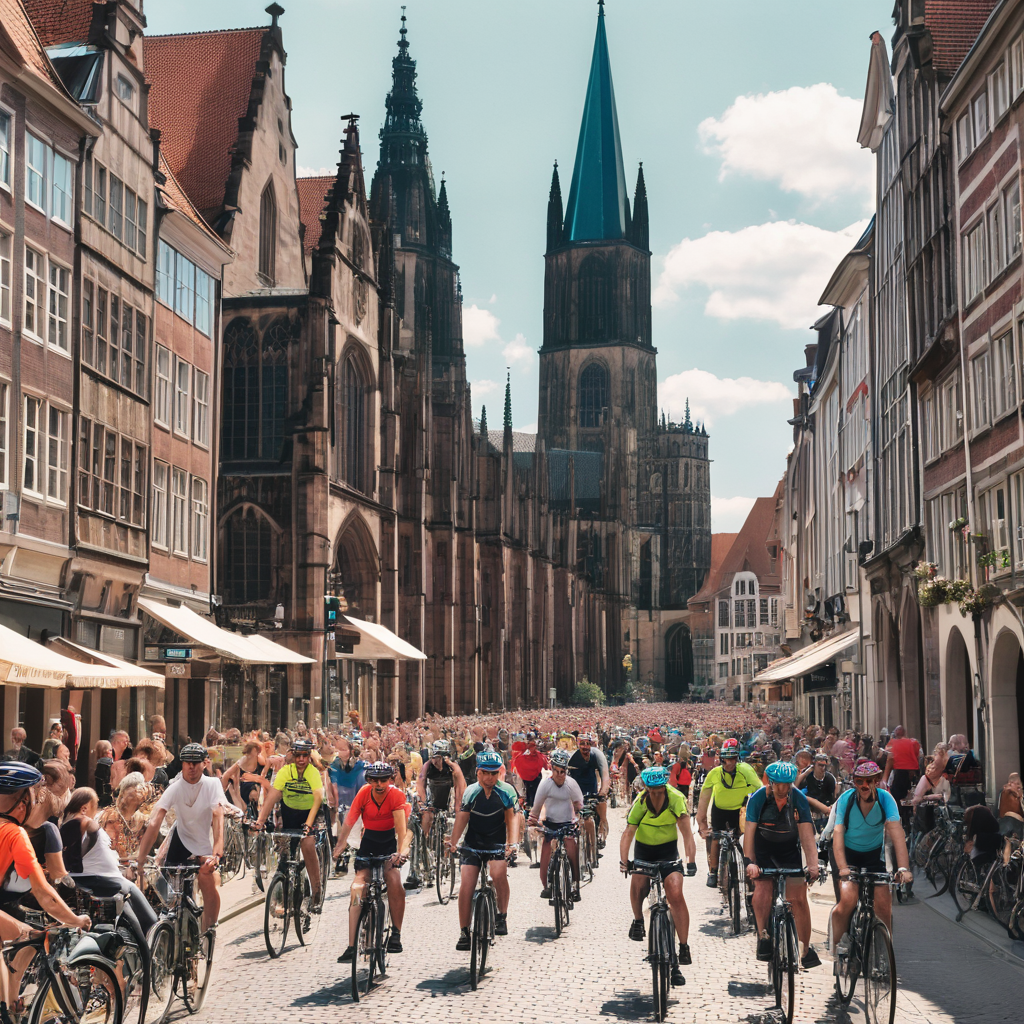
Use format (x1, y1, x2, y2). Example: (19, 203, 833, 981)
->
(324, 595, 341, 627)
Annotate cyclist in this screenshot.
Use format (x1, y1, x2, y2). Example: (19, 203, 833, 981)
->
(744, 760, 821, 969)
(830, 760, 912, 953)
(568, 734, 610, 851)
(619, 765, 697, 987)
(335, 762, 411, 962)
(448, 751, 519, 950)
(696, 737, 760, 888)
(135, 743, 226, 934)
(251, 737, 324, 908)
(410, 739, 466, 889)
(329, 739, 367, 874)
(511, 733, 548, 810)
(799, 751, 837, 826)
(529, 748, 583, 903)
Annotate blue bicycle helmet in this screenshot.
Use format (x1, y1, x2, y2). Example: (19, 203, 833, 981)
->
(640, 766, 670, 787)
(476, 751, 503, 771)
(764, 760, 798, 784)
(0, 762, 41, 791)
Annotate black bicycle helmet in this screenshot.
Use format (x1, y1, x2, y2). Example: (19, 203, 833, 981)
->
(291, 738, 314, 754)
(364, 761, 395, 779)
(179, 743, 208, 763)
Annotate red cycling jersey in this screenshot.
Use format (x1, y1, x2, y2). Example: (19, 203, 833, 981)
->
(345, 783, 410, 832)
(512, 749, 548, 782)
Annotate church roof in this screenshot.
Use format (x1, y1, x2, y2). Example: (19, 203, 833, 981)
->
(562, 3, 629, 243)
(926, 0, 999, 75)
(22, 0, 95, 46)
(485, 430, 536, 454)
(144, 27, 265, 214)
(297, 175, 333, 255)
(156, 153, 228, 251)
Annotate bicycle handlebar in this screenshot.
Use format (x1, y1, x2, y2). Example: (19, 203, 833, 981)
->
(460, 847, 509, 858)
(756, 867, 807, 877)
(629, 858, 683, 876)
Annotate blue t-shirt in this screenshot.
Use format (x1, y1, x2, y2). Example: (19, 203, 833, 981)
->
(329, 758, 367, 802)
(834, 788, 900, 852)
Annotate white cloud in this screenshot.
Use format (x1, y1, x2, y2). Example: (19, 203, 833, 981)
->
(463, 304, 502, 348)
(654, 218, 869, 329)
(699, 84, 873, 208)
(660, 369, 792, 427)
(517, 422, 537, 434)
(471, 379, 500, 398)
(503, 332, 535, 369)
(297, 165, 333, 178)
(712, 495, 757, 533)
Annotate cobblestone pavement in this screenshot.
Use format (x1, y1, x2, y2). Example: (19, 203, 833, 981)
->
(192, 804, 1022, 1023)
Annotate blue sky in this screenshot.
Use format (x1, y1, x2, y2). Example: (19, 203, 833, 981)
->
(147, 0, 893, 531)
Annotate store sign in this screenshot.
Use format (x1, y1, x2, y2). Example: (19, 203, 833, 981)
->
(163, 647, 192, 661)
(803, 661, 837, 693)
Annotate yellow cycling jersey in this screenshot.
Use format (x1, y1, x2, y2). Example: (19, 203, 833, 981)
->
(703, 762, 760, 810)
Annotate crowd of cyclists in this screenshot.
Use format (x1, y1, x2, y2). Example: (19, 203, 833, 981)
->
(0, 700, 1015, 1019)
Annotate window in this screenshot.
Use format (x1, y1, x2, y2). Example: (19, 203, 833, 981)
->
(992, 61, 1009, 121)
(0, 111, 9, 187)
(156, 241, 174, 306)
(747, 599, 757, 625)
(0, 232, 9, 324)
(191, 477, 208, 561)
(964, 220, 987, 301)
(957, 112, 973, 161)
(158, 242, 212, 325)
(26, 134, 45, 209)
(973, 90, 989, 145)
(940, 371, 964, 449)
(1012, 471, 1024, 569)
(23, 397, 40, 494)
(718, 663, 729, 680)
(259, 183, 276, 284)
(108, 176, 122, 240)
(342, 356, 365, 489)
(81, 282, 147, 397)
(994, 331, 1017, 417)
(115, 74, 135, 104)
(193, 369, 209, 446)
(47, 262, 69, 352)
(83, 155, 93, 216)
(51, 153, 71, 226)
(577, 362, 608, 428)
(195, 268, 212, 336)
(0, 381, 8, 487)
(734, 600, 745, 628)
(123, 188, 137, 250)
(95, 289, 107, 375)
(719, 633, 728, 656)
(46, 405, 67, 503)
(154, 346, 171, 427)
(971, 350, 991, 430)
(22, 398, 66, 502)
(119, 433, 131, 522)
(23, 248, 44, 339)
(736, 579, 745, 595)
(759, 597, 768, 625)
(982, 483, 1009, 555)
(923, 391, 938, 461)
(151, 461, 168, 548)
(718, 600, 729, 628)
(989, 199, 1005, 277)
(1007, 182, 1022, 262)
(132, 443, 144, 526)
(81, 281, 93, 366)
(175, 254, 194, 321)
(770, 597, 779, 627)
(94, 165, 106, 226)
(136, 198, 147, 258)
(223, 317, 289, 461)
(174, 358, 190, 437)
(224, 507, 273, 603)
(171, 468, 187, 555)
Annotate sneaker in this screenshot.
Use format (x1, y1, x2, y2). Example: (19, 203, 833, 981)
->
(540, 887, 552, 900)
(530, 861, 541, 869)
(628, 918, 646, 941)
(834, 934, 851, 957)
(572, 886, 581, 903)
(456, 928, 471, 951)
(678, 942, 691, 966)
(338, 945, 355, 963)
(670, 965, 685, 987)
(403, 875, 420, 891)
(335, 857, 346, 875)
(706, 873, 718, 888)
(801, 947, 822, 970)
(756, 935, 772, 962)
(495, 912, 508, 936)
(598, 836, 607, 849)
(508, 854, 518, 867)
(386, 930, 403, 953)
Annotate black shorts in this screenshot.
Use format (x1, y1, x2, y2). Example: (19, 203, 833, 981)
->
(541, 820, 577, 840)
(633, 839, 683, 878)
(522, 777, 541, 806)
(280, 805, 311, 832)
(427, 787, 453, 813)
(710, 805, 741, 833)
(844, 846, 886, 873)
(753, 834, 803, 871)
(888, 769, 914, 803)
(165, 827, 202, 868)
(459, 839, 507, 868)
(354, 829, 397, 870)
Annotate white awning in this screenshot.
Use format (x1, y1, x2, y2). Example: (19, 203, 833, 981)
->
(337, 615, 426, 661)
(245, 634, 315, 665)
(753, 629, 859, 684)
(0, 622, 97, 688)
(48, 638, 166, 689)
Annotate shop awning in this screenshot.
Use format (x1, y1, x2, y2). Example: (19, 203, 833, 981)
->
(337, 615, 426, 661)
(0, 622, 97, 687)
(753, 628, 859, 684)
(245, 633, 315, 666)
(48, 638, 166, 689)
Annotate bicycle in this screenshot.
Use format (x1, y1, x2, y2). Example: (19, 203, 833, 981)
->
(950, 833, 1021, 924)
(690, 769, 705, 820)
(710, 828, 749, 934)
(833, 868, 897, 1024)
(350, 855, 394, 1003)
(461, 847, 507, 990)
(579, 797, 601, 884)
(219, 816, 246, 884)
(262, 828, 328, 956)
(912, 802, 962, 893)
(628, 859, 682, 1022)
(543, 823, 578, 936)
(430, 806, 458, 905)
(147, 863, 215, 1024)
(758, 867, 805, 1024)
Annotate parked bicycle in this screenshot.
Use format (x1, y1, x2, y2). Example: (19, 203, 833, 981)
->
(758, 866, 805, 1024)
(833, 867, 897, 1024)
(711, 828, 750, 934)
(912, 802, 962, 893)
(263, 828, 328, 956)
(629, 858, 683, 1022)
(350, 855, 394, 1003)
(543, 823, 578, 937)
(461, 846, 507, 990)
(951, 834, 1022, 926)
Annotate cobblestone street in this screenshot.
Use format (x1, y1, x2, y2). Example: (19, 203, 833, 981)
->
(194, 804, 1021, 1023)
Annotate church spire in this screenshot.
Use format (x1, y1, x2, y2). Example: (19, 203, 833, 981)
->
(480, 404, 488, 438)
(630, 162, 648, 250)
(437, 174, 452, 257)
(503, 371, 512, 431)
(562, 2, 629, 242)
(380, 7, 425, 152)
(683, 399, 692, 431)
(547, 162, 564, 252)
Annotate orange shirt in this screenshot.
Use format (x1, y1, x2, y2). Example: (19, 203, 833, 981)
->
(0, 820, 42, 885)
(345, 783, 410, 832)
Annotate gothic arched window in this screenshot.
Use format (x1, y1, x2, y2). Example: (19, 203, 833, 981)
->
(578, 255, 610, 341)
(342, 353, 367, 492)
(259, 182, 277, 285)
(224, 507, 273, 604)
(261, 320, 290, 460)
(578, 362, 608, 429)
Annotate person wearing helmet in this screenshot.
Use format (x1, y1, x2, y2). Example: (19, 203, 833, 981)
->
(743, 759, 820, 968)
(135, 744, 226, 934)
(568, 735, 611, 851)
(528, 748, 584, 903)
(512, 734, 549, 812)
(410, 740, 466, 890)
(830, 761, 911, 959)
(335, 762, 411, 963)
(252, 738, 325, 909)
(620, 765, 697, 987)
(448, 750, 519, 950)
(695, 736, 760, 888)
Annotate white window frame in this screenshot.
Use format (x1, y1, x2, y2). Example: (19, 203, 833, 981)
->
(971, 349, 992, 431)
(23, 247, 45, 342)
(47, 259, 70, 354)
(50, 151, 72, 228)
(957, 112, 973, 163)
(0, 231, 10, 327)
(0, 108, 11, 191)
(45, 403, 68, 505)
(171, 467, 188, 556)
(156, 241, 174, 307)
(1006, 181, 1022, 263)
(190, 476, 208, 561)
(25, 133, 46, 212)
(1014, 35, 1024, 98)
(154, 345, 171, 428)
(192, 368, 209, 448)
(940, 371, 964, 450)
(965, 219, 987, 301)
(173, 357, 190, 438)
(973, 90, 990, 146)
(0, 380, 8, 489)
(994, 330, 1018, 419)
(992, 61, 1010, 122)
(115, 74, 135, 107)
(22, 395, 41, 497)
(151, 460, 168, 549)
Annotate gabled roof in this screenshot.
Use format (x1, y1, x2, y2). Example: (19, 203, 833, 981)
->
(22, 0, 95, 47)
(297, 175, 332, 256)
(144, 27, 265, 215)
(157, 153, 230, 254)
(2, 0, 74, 90)
(562, 4, 629, 243)
(690, 533, 740, 606)
(486, 430, 536, 454)
(926, 0, 1000, 76)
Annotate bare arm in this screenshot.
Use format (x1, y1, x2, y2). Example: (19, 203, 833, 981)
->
(451, 760, 467, 805)
(798, 821, 819, 880)
(676, 812, 697, 865)
(135, 807, 168, 868)
(696, 784, 713, 835)
(504, 806, 518, 849)
(885, 819, 911, 875)
(305, 787, 324, 830)
(619, 822, 637, 870)
(394, 809, 410, 859)
(255, 787, 281, 827)
(744, 819, 760, 879)
(448, 808, 471, 851)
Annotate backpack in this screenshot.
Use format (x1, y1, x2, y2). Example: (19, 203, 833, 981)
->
(842, 789, 885, 831)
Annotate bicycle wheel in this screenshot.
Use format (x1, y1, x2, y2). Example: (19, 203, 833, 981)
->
(264, 874, 289, 958)
(952, 856, 983, 919)
(351, 901, 378, 1002)
(434, 826, 450, 904)
(470, 893, 488, 990)
(582, 826, 595, 884)
(772, 914, 795, 1024)
(148, 920, 177, 1024)
(116, 924, 147, 1024)
(182, 923, 215, 1014)
(862, 920, 897, 1024)
(220, 825, 244, 883)
(650, 909, 672, 1021)
(914, 829, 937, 868)
(294, 868, 321, 946)
(728, 859, 742, 934)
(560, 850, 573, 926)
(551, 857, 565, 937)
(1007, 896, 1024, 941)
(989, 860, 1020, 928)
(28, 957, 123, 1024)
(834, 921, 858, 1004)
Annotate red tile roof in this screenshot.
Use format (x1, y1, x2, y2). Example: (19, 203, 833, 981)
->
(926, 0, 1000, 75)
(144, 28, 265, 215)
(690, 533, 740, 606)
(2, 0, 72, 89)
(157, 153, 230, 253)
(297, 175, 332, 255)
(22, 0, 95, 47)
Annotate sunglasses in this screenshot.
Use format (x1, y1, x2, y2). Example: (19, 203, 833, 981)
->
(551, 767, 566, 773)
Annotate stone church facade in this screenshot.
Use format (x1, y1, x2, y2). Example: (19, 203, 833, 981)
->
(144, 5, 710, 725)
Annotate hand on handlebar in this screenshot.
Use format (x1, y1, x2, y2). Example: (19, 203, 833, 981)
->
(746, 863, 761, 881)
(74, 914, 91, 931)
(391, 852, 408, 868)
(806, 862, 820, 882)
(333, 840, 348, 858)
(697, 822, 709, 839)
